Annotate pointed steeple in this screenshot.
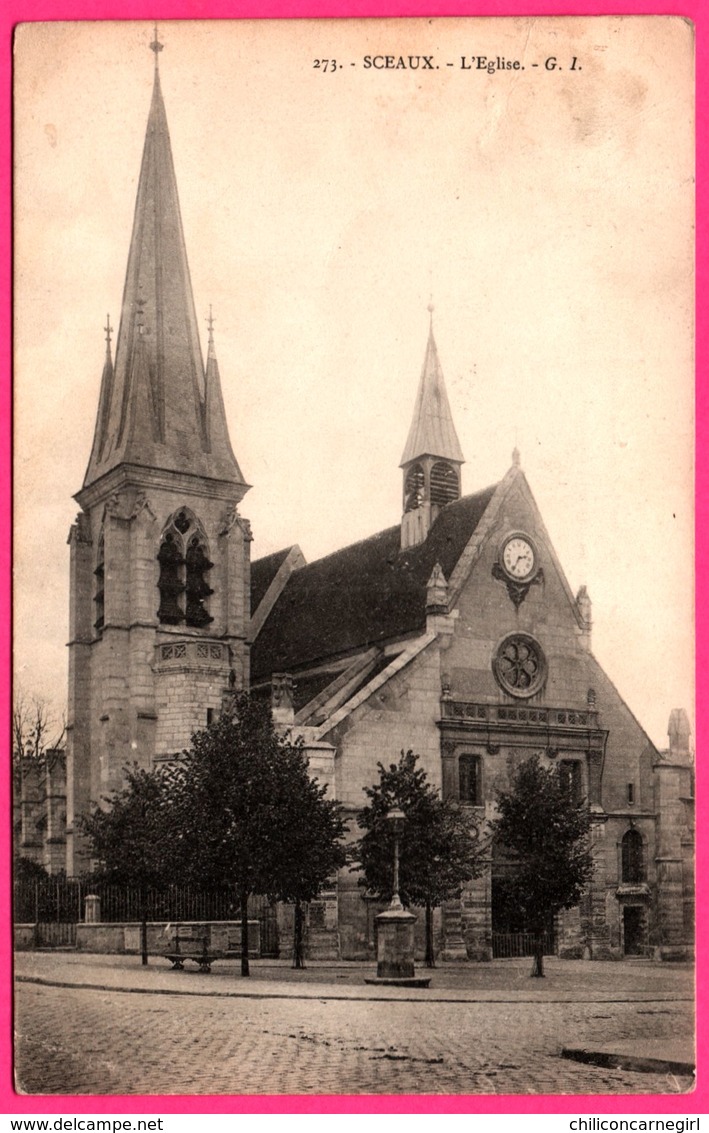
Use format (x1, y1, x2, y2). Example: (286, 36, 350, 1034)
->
(400, 309, 465, 468)
(83, 48, 245, 489)
(400, 311, 465, 549)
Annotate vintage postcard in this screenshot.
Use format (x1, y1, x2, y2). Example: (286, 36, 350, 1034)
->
(12, 17, 694, 1100)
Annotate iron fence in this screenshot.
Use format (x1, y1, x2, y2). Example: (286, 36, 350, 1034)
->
(492, 931, 556, 958)
(13, 879, 279, 955)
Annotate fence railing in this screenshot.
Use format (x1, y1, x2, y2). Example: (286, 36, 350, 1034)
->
(14, 878, 271, 929)
(492, 931, 556, 959)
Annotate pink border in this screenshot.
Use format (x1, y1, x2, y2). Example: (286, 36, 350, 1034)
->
(3, 0, 704, 1116)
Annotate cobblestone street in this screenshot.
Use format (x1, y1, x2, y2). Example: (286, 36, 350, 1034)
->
(14, 963, 694, 1097)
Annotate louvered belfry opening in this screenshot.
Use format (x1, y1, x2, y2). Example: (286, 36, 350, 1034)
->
(404, 464, 426, 512)
(157, 509, 213, 628)
(430, 461, 459, 507)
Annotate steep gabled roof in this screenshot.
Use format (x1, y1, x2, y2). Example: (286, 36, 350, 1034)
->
(83, 63, 245, 489)
(251, 547, 297, 614)
(250, 484, 498, 680)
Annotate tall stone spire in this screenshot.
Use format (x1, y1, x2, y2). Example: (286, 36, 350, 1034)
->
(400, 311, 465, 549)
(400, 309, 465, 469)
(82, 50, 244, 488)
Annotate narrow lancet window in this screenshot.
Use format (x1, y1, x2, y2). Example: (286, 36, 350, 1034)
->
(157, 531, 185, 624)
(94, 530, 105, 633)
(459, 754, 482, 806)
(621, 828, 644, 883)
(185, 535, 214, 627)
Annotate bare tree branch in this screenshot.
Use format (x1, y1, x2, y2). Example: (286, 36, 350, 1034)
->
(12, 687, 66, 770)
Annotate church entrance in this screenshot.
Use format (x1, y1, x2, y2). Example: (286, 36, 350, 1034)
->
(622, 905, 647, 956)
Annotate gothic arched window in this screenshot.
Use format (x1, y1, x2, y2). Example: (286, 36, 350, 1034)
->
(430, 462, 459, 507)
(157, 510, 213, 628)
(621, 828, 644, 883)
(404, 464, 425, 513)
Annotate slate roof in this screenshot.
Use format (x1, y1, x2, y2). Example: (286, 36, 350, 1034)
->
(400, 324, 465, 467)
(251, 547, 296, 615)
(83, 65, 244, 489)
(250, 484, 498, 681)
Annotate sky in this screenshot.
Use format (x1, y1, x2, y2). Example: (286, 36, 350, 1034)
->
(13, 17, 694, 749)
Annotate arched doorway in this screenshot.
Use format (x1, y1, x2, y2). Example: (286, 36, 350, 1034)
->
(622, 905, 647, 956)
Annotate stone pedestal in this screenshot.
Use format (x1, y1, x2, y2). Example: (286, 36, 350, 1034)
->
(440, 899, 469, 961)
(365, 906, 431, 988)
(84, 894, 101, 924)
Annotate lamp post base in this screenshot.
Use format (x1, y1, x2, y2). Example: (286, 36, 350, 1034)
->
(367, 905, 431, 986)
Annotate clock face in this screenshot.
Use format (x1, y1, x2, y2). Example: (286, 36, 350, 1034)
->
(502, 535, 536, 581)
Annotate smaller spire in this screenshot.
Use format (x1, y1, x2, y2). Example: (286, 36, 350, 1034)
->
(512, 446, 521, 467)
(400, 319, 465, 468)
(206, 305, 216, 353)
(149, 24, 164, 69)
(104, 314, 113, 356)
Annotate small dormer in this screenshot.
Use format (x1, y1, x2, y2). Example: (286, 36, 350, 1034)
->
(400, 310, 464, 549)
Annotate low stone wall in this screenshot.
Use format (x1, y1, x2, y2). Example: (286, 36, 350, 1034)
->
(76, 920, 261, 957)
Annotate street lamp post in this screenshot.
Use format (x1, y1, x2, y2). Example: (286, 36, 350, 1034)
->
(388, 806, 405, 911)
(364, 805, 431, 988)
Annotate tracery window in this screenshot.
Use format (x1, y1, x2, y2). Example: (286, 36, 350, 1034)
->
(492, 633, 547, 699)
(621, 828, 645, 883)
(430, 461, 459, 507)
(459, 754, 482, 806)
(157, 509, 213, 628)
(404, 464, 425, 513)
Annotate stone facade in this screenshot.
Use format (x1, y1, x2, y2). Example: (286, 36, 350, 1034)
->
(250, 372, 694, 964)
(46, 47, 693, 969)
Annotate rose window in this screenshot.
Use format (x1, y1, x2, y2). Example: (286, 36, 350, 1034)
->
(493, 634, 547, 698)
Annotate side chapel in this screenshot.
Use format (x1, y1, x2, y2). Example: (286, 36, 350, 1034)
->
(58, 41, 692, 961)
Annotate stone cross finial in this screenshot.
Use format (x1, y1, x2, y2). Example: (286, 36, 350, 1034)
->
(150, 24, 164, 61)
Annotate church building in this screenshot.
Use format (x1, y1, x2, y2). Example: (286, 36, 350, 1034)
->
(62, 42, 693, 962)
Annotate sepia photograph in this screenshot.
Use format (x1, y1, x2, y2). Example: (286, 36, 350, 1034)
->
(12, 17, 695, 1097)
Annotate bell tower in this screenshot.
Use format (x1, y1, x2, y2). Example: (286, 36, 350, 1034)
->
(400, 308, 465, 549)
(65, 34, 251, 874)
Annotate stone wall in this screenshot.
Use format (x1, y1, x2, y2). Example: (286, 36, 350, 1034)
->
(75, 920, 261, 956)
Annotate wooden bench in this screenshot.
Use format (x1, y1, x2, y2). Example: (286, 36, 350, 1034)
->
(163, 927, 224, 973)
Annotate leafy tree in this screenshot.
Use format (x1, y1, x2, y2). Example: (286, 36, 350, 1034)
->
(170, 692, 348, 976)
(14, 855, 52, 883)
(271, 769, 348, 969)
(491, 755, 593, 977)
(79, 765, 179, 966)
(353, 750, 484, 967)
